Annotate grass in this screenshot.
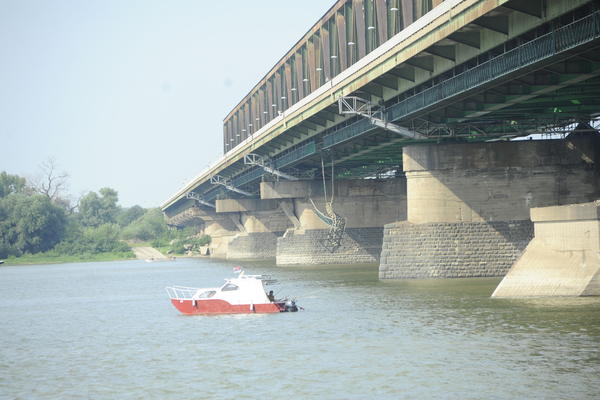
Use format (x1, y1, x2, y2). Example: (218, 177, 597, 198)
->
(123, 240, 153, 248)
(2, 251, 136, 266)
(155, 246, 174, 255)
(124, 241, 179, 255)
(1, 237, 206, 266)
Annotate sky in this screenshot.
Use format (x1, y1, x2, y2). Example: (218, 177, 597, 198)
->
(0, 0, 332, 208)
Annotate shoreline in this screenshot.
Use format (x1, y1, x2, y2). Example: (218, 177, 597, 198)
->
(1, 252, 137, 266)
(0, 249, 200, 266)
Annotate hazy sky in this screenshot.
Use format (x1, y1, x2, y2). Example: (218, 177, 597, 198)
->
(0, 0, 332, 207)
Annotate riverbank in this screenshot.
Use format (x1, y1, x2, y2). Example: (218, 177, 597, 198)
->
(2, 251, 135, 266)
(131, 246, 169, 260)
(1, 244, 189, 266)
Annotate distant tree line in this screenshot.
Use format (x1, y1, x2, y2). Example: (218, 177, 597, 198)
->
(0, 163, 209, 260)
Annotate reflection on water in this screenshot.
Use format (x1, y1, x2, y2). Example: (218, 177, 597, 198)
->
(0, 259, 598, 399)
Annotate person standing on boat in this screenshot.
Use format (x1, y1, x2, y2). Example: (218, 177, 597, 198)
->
(267, 290, 275, 302)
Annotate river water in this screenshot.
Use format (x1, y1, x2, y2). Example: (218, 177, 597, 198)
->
(1, 258, 598, 399)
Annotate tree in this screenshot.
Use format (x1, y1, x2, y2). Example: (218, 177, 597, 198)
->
(32, 158, 69, 202)
(0, 193, 66, 258)
(79, 188, 120, 227)
(29, 158, 80, 213)
(0, 171, 27, 198)
(120, 208, 167, 241)
(116, 205, 146, 227)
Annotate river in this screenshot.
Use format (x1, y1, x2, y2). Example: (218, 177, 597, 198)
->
(0, 258, 598, 399)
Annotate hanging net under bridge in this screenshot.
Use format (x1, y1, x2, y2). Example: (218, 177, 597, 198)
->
(309, 199, 346, 253)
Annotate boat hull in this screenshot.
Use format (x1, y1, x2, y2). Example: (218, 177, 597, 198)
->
(170, 299, 286, 315)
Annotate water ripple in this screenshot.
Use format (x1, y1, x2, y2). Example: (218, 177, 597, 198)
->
(1, 261, 598, 399)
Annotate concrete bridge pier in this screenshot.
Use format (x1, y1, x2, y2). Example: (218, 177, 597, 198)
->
(188, 207, 242, 258)
(493, 201, 600, 297)
(215, 198, 292, 260)
(260, 178, 406, 266)
(379, 135, 600, 279)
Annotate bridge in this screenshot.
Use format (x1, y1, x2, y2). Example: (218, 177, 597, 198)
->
(161, 0, 600, 296)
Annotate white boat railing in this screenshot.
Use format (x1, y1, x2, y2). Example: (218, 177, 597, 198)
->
(237, 274, 277, 285)
(165, 286, 199, 300)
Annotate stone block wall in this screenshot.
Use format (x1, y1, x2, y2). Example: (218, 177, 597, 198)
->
(226, 231, 284, 260)
(276, 227, 384, 265)
(379, 220, 533, 279)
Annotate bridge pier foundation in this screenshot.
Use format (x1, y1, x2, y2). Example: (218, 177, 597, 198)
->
(492, 201, 600, 297)
(191, 208, 241, 259)
(215, 199, 291, 260)
(261, 179, 406, 265)
(380, 135, 600, 279)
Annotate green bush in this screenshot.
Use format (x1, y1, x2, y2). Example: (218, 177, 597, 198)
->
(166, 234, 211, 254)
(121, 208, 167, 241)
(190, 235, 211, 247)
(53, 224, 130, 255)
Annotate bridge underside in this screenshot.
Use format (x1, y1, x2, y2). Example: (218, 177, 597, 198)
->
(297, 57, 600, 180)
(163, 1, 600, 216)
(164, 1, 600, 224)
(281, 5, 600, 180)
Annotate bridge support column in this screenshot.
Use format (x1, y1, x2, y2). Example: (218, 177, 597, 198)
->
(163, 201, 242, 257)
(261, 178, 406, 266)
(187, 208, 242, 258)
(380, 135, 600, 279)
(215, 198, 292, 260)
(493, 201, 600, 297)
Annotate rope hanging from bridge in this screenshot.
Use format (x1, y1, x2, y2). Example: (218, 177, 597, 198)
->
(309, 155, 346, 253)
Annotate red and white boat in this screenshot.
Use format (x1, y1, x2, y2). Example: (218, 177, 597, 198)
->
(166, 270, 299, 315)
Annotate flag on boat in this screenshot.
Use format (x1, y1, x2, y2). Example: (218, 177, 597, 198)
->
(233, 266, 242, 273)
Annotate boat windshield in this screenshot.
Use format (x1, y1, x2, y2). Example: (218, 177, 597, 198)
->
(197, 290, 216, 298)
(221, 283, 239, 291)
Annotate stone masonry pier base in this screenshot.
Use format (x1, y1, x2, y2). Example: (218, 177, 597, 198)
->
(261, 178, 407, 266)
(379, 220, 532, 279)
(380, 136, 600, 279)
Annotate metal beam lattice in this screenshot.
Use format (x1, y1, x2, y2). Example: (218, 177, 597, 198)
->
(210, 175, 253, 197)
(338, 96, 426, 140)
(185, 192, 215, 208)
(244, 153, 299, 181)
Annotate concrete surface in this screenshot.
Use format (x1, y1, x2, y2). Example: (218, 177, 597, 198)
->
(132, 246, 168, 260)
(492, 201, 600, 297)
